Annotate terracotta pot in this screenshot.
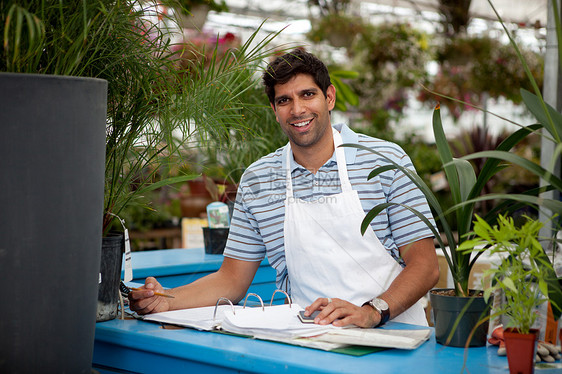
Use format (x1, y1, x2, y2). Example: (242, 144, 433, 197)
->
(180, 194, 213, 218)
(188, 178, 212, 197)
(180, 178, 213, 217)
(504, 328, 539, 374)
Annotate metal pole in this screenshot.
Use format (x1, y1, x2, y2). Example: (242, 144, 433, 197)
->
(539, 0, 562, 250)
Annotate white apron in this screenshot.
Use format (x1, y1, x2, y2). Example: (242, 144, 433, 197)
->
(283, 128, 427, 326)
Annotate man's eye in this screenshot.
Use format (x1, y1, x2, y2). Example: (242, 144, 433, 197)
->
(277, 98, 287, 105)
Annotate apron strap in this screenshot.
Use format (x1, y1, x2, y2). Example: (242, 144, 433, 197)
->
(285, 127, 352, 197)
(284, 146, 294, 198)
(332, 128, 352, 192)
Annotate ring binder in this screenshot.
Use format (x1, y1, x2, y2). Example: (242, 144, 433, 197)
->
(270, 290, 292, 307)
(144, 290, 432, 352)
(213, 297, 236, 321)
(212, 289, 291, 320)
(243, 293, 264, 311)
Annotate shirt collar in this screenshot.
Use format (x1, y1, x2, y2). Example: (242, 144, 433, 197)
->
(283, 123, 358, 172)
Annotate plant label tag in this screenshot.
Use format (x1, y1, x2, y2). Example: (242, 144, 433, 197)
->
(123, 228, 133, 282)
(206, 202, 230, 228)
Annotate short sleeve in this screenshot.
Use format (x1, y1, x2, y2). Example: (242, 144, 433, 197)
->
(223, 179, 267, 262)
(385, 151, 436, 247)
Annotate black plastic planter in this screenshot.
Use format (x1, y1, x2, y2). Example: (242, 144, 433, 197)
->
(430, 288, 491, 347)
(203, 227, 230, 254)
(97, 233, 125, 321)
(0, 73, 107, 372)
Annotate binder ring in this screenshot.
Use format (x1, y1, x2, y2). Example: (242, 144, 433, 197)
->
(213, 297, 236, 320)
(270, 290, 292, 307)
(243, 293, 264, 311)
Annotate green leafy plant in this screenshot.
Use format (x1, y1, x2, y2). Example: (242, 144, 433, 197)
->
(1, 1, 285, 234)
(195, 80, 287, 187)
(459, 214, 551, 334)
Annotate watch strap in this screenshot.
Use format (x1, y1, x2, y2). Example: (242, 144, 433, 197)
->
(363, 298, 390, 327)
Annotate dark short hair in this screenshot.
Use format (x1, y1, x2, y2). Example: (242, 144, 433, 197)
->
(263, 49, 332, 105)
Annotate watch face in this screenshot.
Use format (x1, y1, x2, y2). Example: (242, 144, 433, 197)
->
(372, 298, 389, 311)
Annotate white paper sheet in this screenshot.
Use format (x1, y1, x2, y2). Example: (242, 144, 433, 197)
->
(144, 304, 241, 331)
(310, 328, 431, 350)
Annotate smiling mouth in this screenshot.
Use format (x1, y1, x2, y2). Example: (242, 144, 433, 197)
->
(290, 118, 313, 127)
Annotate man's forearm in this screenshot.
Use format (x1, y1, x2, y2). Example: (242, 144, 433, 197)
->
(167, 257, 261, 310)
(378, 237, 439, 319)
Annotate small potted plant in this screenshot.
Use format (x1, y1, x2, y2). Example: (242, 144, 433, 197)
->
(459, 214, 553, 374)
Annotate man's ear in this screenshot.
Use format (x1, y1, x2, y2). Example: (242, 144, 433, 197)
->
(326, 84, 336, 111)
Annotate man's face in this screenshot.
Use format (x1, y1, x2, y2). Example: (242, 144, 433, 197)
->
(271, 73, 336, 149)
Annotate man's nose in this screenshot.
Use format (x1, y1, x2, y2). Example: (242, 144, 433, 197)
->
(290, 98, 305, 115)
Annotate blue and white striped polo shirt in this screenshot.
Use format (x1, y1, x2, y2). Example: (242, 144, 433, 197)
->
(223, 123, 436, 293)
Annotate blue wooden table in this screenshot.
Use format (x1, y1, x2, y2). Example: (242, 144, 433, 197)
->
(94, 317, 514, 374)
(91, 248, 554, 373)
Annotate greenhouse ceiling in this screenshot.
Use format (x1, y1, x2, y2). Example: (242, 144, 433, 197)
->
(200, 0, 549, 50)
(214, 0, 548, 31)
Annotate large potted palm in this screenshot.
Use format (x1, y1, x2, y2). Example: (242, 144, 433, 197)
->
(92, 3, 286, 320)
(0, 0, 285, 371)
(97, 13, 286, 320)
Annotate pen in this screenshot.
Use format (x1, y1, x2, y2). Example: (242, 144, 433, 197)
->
(130, 287, 175, 299)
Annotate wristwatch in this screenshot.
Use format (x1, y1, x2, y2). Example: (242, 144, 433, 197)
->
(364, 297, 390, 327)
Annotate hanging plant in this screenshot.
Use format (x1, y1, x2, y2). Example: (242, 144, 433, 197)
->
(348, 22, 432, 128)
(418, 35, 544, 119)
(171, 0, 228, 15)
(306, 12, 365, 48)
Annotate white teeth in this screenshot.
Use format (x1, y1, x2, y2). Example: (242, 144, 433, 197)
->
(292, 119, 311, 127)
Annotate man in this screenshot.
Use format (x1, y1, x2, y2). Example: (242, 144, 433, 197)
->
(129, 49, 439, 328)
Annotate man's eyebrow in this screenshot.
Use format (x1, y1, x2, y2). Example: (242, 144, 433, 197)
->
(275, 87, 319, 102)
(274, 94, 289, 104)
(301, 87, 319, 94)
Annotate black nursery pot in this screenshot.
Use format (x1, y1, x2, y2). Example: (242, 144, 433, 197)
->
(203, 227, 229, 254)
(97, 233, 125, 321)
(430, 289, 491, 347)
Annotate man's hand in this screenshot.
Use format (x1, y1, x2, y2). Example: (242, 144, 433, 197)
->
(128, 277, 172, 315)
(304, 297, 380, 328)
